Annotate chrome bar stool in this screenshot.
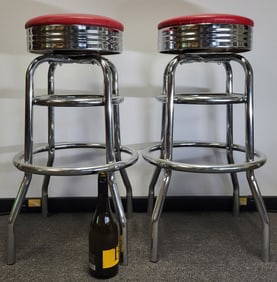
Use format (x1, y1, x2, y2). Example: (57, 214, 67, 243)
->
(143, 14, 270, 262)
(8, 14, 138, 265)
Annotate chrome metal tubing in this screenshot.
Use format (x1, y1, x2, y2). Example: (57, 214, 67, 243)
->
(14, 143, 138, 176)
(98, 57, 116, 164)
(8, 55, 55, 264)
(247, 171, 270, 262)
(7, 174, 32, 264)
(9, 54, 138, 265)
(143, 142, 266, 174)
(95, 57, 132, 256)
(108, 59, 133, 219)
(156, 93, 246, 104)
(239, 55, 270, 262)
(150, 169, 172, 262)
(159, 23, 252, 54)
(147, 166, 161, 215)
(164, 56, 180, 160)
(41, 63, 57, 218)
(147, 102, 166, 215)
(240, 55, 255, 161)
(98, 57, 130, 263)
(150, 57, 178, 261)
(25, 56, 50, 163)
(8, 55, 48, 265)
(144, 53, 269, 262)
(33, 94, 123, 107)
(147, 71, 169, 215)
(224, 62, 240, 217)
(108, 174, 128, 265)
(27, 25, 122, 55)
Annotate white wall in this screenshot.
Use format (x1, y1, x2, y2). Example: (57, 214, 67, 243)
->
(0, 0, 276, 198)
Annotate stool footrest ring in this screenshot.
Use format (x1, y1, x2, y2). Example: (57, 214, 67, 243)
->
(156, 93, 246, 105)
(13, 143, 138, 176)
(142, 142, 266, 173)
(33, 94, 123, 107)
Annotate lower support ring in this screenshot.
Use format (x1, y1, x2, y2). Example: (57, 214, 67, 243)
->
(142, 141, 266, 173)
(14, 143, 138, 176)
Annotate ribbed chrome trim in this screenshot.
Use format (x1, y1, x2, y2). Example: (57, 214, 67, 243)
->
(159, 23, 252, 53)
(27, 24, 122, 54)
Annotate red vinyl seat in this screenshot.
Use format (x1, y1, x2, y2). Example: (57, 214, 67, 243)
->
(158, 13, 254, 29)
(25, 13, 124, 31)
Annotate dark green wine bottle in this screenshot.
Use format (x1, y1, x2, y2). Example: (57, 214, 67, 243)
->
(89, 172, 119, 279)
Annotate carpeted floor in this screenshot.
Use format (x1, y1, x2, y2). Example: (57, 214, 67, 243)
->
(1, 212, 277, 281)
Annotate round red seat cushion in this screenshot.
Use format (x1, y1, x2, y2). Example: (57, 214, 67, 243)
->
(25, 13, 124, 31)
(158, 14, 254, 29)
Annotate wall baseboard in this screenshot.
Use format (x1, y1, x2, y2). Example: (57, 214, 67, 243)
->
(1, 196, 277, 214)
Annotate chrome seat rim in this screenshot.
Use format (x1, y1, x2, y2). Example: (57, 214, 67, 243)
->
(159, 23, 252, 53)
(27, 24, 123, 55)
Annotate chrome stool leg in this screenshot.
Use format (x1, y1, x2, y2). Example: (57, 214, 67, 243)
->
(148, 57, 178, 216)
(106, 59, 134, 219)
(8, 55, 47, 264)
(109, 174, 128, 265)
(7, 174, 32, 264)
(144, 53, 269, 262)
(247, 171, 270, 262)
(228, 153, 240, 216)
(8, 54, 138, 265)
(98, 57, 129, 265)
(147, 167, 161, 215)
(224, 62, 240, 217)
(115, 139, 133, 219)
(114, 99, 133, 219)
(242, 57, 270, 262)
(150, 57, 178, 262)
(150, 169, 172, 262)
(118, 165, 133, 219)
(148, 103, 166, 215)
(41, 63, 57, 218)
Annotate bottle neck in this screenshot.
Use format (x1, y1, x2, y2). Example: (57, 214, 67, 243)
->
(97, 174, 110, 212)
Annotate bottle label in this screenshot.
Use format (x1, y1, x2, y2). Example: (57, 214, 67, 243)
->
(102, 245, 120, 269)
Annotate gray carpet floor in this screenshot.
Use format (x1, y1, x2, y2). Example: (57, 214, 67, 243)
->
(1, 212, 277, 281)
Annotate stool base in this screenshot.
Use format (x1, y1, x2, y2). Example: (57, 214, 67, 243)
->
(144, 52, 270, 263)
(8, 54, 138, 266)
(148, 168, 270, 263)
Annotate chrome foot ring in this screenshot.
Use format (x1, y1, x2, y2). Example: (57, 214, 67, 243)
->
(14, 143, 138, 176)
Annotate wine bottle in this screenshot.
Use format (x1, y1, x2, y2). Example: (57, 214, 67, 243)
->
(89, 172, 119, 279)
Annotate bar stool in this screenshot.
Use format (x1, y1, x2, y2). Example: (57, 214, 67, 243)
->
(142, 14, 270, 262)
(8, 14, 138, 265)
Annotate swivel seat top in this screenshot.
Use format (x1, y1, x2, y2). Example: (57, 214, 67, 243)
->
(25, 13, 124, 30)
(158, 14, 254, 54)
(158, 14, 253, 29)
(26, 14, 124, 55)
